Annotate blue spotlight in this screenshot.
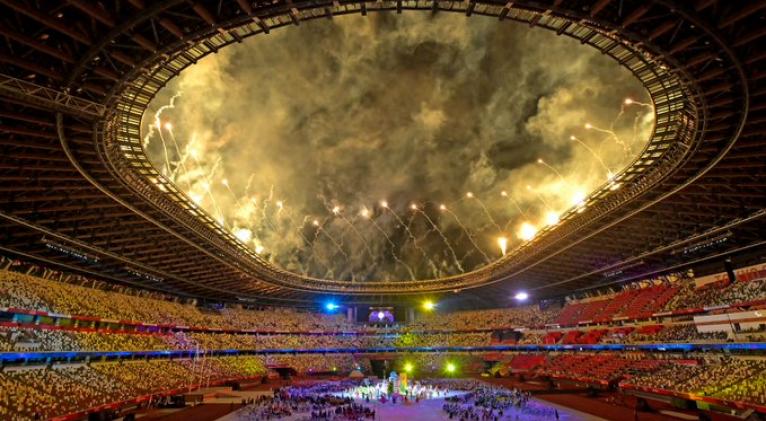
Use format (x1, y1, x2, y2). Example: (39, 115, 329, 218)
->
(325, 302, 339, 311)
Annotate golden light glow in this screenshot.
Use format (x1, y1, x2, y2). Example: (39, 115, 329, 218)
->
(545, 211, 560, 226)
(422, 300, 435, 311)
(254, 244, 265, 254)
(624, 98, 634, 105)
(360, 207, 371, 218)
(163, 122, 173, 130)
(188, 145, 200, 160)
(234, 227, 252, 243)
(571, 190, 586, 206)
(404, 362, 414, 373)
(189, 193, 203, 205)
(410, 203, 418, 210)
(312, 219, 320, 227)
(584, 122, 593, 129)
(439, 204, 447, 211)
(276, 200, 284, 209)
(518, 222, 537, 241)
(380, 200, 389, 208)
(500, 190, 508, 197)
(466, 192, 474, 198)
(332, 205, 341, 215)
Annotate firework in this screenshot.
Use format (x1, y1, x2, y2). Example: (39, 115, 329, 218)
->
(380, 201, 439, 278)
(500, 191, 529, 217)
(585, 122, 632, 156)
(544, 211, 560, 226)
(412, 204, 463, 272)
(569, 135, 613, 180)
(221, 178, 244, 208)
(366, 211, 416, 280)
(525, 185, 553, 210)
(536, 159, 566, 183)
(518, 222, 537, 241)
(624, 97, 653, 108)
(333, 207, 375, 261)
(439, 204, 490, 263)
(144, 97, 650, 282)
(465, 192, 503, 233)
(314, 220, 350, 261)
(497, 236, 508, 256)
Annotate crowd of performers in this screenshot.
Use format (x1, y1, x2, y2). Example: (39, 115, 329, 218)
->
(237, 381, 376, 420)
(341, 374, 455, 404)
(442, 385, 560, 421)
(237, 377, 558, 420)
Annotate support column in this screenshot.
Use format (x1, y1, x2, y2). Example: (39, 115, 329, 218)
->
(406, 307, 415, 324)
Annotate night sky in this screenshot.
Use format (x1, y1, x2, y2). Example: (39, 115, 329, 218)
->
(143, 12, 653, 282)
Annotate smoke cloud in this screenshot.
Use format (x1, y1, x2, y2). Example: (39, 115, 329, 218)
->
(142, 12, 653, 282)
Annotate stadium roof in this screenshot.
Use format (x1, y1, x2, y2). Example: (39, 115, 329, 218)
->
(0, 0, 764, 306)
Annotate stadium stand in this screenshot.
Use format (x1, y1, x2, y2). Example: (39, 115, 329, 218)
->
(3, 265, 766, 418)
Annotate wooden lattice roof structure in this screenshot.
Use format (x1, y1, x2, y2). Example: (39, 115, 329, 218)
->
(0, 0, 764, 306)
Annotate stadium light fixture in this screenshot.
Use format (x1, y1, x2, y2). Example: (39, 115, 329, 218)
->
(325, 302, 339, 311)
(404, 362, 413, 373)
(422, 300, 435, 311)
(514, 291, 529, 301)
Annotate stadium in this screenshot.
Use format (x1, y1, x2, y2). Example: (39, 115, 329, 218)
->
(0, 0, 765, 420)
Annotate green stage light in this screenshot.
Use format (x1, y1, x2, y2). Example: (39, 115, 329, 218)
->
(445, 362, 456, 374)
